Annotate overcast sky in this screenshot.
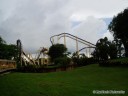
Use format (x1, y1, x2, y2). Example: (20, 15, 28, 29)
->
(0, 0, 128, 53)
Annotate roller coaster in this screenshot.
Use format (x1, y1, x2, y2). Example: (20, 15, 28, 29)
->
(50, 33, 96, 57)
(17, 39, 48, 66)
(16, 33, 96, 66)
(0, 32, 96, 73)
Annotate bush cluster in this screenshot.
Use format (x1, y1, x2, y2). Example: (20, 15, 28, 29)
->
(17, 64, 43, 72)
(72, 57, 97, 67)
(54, 57, 71, 67)
(99, 60, 128, 67)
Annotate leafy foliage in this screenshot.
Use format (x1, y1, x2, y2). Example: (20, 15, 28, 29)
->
(0, 36, 18, 60)
(48, 44, 67, 61)
(113, 39, 124, 57)
(0, 36, 6, 44)
(99, 58, 128, 67)
(54, 57, 71, 67)
(108, 41, 118, 59)
(71, 53, 97, 66)
(92, 37, 117, 60)
(108, 8, 128, 57)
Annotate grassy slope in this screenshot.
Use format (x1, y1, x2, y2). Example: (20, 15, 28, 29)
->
(0, 64, 128, 96)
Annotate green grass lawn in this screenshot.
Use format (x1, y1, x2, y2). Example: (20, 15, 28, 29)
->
(0, 64, 128, 96)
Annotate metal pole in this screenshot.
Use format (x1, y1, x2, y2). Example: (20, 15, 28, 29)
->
(57, 36, 59, 44)
(52, 38, 54, 44)
(64, 33, 66, 47)
(20, 50, 22, 66)
(76, 36, 79, 55)
(86, 48, 87, 57)
(89, 45, 91, 58)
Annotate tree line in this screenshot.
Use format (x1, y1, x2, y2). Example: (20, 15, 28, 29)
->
(0, 36, 18, 60)
(92, 8, 128, 60)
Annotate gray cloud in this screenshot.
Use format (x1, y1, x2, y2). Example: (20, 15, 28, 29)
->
(73, 16, 107, 43)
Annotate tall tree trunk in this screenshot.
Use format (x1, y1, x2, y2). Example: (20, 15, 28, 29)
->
(124, 44, 128, 57)
(122, 40, 128, 57)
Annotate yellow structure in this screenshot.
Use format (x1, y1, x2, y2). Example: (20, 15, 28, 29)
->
(38, 58, 50, 65)
(0, 59, 16, 70)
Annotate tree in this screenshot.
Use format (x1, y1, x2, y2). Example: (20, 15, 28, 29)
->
(0, 36, 18, 60)
(94, 37, 109, 60)
(0, 36, 6, 44)
(92, 37, 117, 60)
(48, 44, 67, 61)
(7, 44, 18, 60)
(0, 36, 7, 59)
(113, 39, 124, 57)
(108, 8, 128, 57)
(108, 41, 117, 59)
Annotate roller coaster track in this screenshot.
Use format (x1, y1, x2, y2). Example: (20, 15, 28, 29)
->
(17, 39, 48, 66)
(78, 47, 96, 52)
(17, 39, 35, 65)
(22, 51, 35, 64)
(50, 33, 95, 46)
(50, 33, 96, 53)
(36, 47, 48, 61)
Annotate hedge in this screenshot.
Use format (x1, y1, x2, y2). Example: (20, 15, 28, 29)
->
(99, 58, 128, 67)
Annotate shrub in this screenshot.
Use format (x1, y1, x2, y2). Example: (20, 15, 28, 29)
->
(72, 57, 97, 67)
(54, 57, 71, 67)
(17, 64, 41, 72)
(99, 58, 128, 67)
(48, 44, 67, 61)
